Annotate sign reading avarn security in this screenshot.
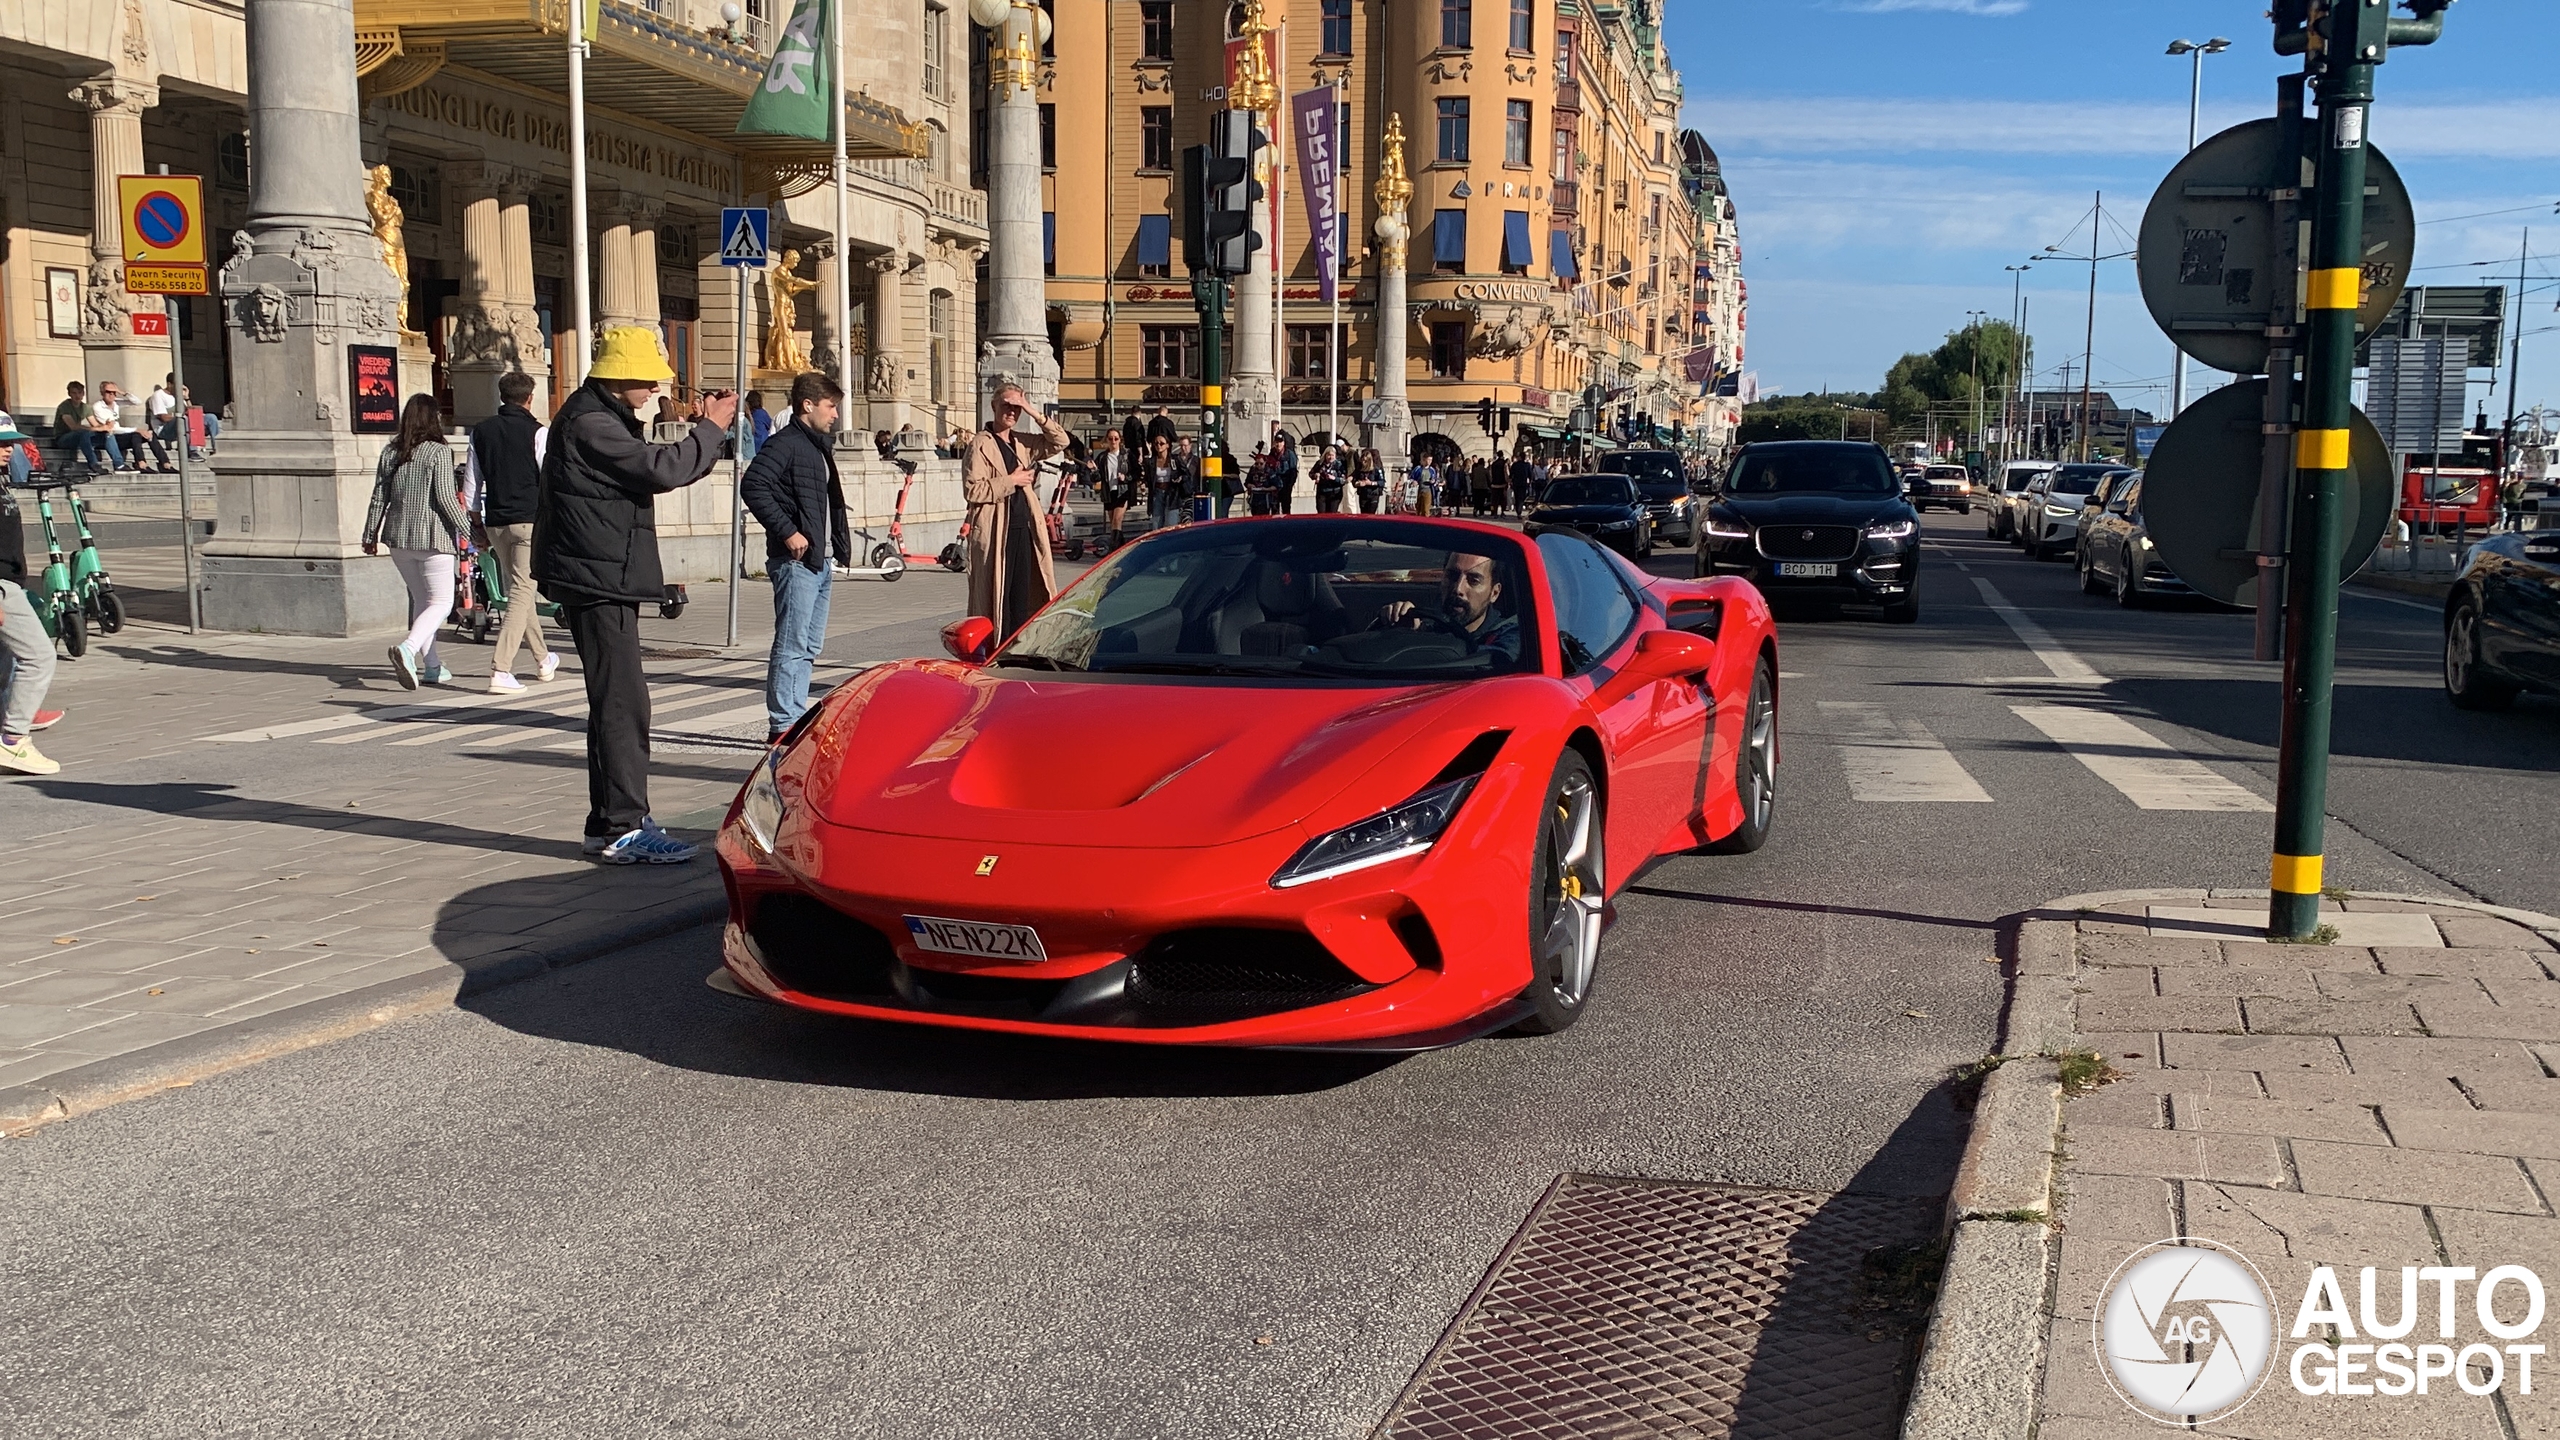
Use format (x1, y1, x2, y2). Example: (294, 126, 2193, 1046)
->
(1290, 87, 1340, 306)
(2095, 1236, 2550, 1427)
(117, 173, 209, 296)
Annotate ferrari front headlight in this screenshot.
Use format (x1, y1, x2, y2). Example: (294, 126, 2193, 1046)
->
(740, 751, 786, 854)
(1271, 775, 1479, 889)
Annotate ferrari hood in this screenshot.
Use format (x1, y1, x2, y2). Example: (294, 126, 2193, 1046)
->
(803, 662, 1483, 847)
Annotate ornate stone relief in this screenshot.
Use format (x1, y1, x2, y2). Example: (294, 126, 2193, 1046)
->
(239, 284, 292, 343)
(81, 260, 133, 341)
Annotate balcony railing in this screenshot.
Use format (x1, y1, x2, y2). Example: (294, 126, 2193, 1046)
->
(1613, 181, 1629, 210)
(1550, 180, 1577, 217)
(928, 179, 987, 235)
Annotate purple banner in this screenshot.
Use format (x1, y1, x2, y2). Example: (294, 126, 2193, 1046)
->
(1290, 86, 1341, 305)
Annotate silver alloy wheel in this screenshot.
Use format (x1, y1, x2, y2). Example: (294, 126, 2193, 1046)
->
(2446, 605, 2476, 692)
(1740, 669, 1775, 832)
(1538, 772, 1605, 1006)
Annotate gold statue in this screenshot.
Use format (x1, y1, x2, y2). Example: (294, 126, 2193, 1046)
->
(1229, 0, 1277, 114)
(364, 162, 422, 338)
(763, 248, 819, 374)
(1374, 114, 1413, 274)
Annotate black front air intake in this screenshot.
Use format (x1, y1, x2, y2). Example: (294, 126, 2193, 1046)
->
(1124, 928, 1377, 1023)
(748, 892, 900, 1000)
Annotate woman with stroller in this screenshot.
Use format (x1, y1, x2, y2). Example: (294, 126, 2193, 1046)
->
(363, 394, 469, 690)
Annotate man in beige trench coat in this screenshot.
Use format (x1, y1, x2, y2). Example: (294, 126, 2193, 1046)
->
(964, 383, 1073, 637)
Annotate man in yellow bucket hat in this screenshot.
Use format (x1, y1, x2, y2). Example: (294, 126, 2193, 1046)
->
(533, 326, 739, 864)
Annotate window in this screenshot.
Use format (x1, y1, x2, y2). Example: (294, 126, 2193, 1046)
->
(1141, 0, 1174, 60)
(1501, 210, 1532, 273)
(1141, 106, 1173, 172)
(657, 224, 691, 267)
(1320, 0, 1352, 55)
(1435, 98, 1469, 163)
(1135, 213, 1172, 277)
(1432, 208, 1467, 272)
(1536, 532, 1637, 673)
(1040, 103, 1056, 171)
(1556, 27, 1573, 72)
(1649, 194, 1662, 232)
(1504, 100, 1532, 167)
(1141, 325, 1199, 379)
(1441, 0, 1470, 49)
(1552, 128, 1572, 181)
(1509, 0, 1533, 51)
(386, 164, 439, 224)
(1645, 318, 1656, 353)
(1429, 322, 1468, 378)
(217, 131, 250, 190)
(1287, 324, 1350, 380)
(1044, 212, 1056, 275)
(923, 4, 947, 98)
(930, 290, 954, 404)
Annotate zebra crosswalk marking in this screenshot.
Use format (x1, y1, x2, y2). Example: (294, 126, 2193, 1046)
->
(2009, 706, 2272, 812)
(1817, 702, 1993, 803)
(1971, 577, 2104, 683)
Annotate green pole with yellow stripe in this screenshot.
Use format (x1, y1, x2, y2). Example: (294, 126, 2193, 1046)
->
(2269, 0, 2417, 938)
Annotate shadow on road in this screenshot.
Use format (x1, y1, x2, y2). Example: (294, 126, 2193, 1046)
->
(444, 875, 1400, 1101)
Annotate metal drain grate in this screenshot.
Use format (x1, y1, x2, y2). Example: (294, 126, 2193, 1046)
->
(1375, 1175, 1944, 1440)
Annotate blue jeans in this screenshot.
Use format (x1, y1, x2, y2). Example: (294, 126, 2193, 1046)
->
(63, 432, 120, 469)
(764, 559, 832, 737)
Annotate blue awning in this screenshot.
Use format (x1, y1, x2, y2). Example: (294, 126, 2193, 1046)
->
(1136, 213, 1171, 267)
(1551, 229, 1578, 279)
(1433, 209, 1466, 265)
(1502, 210, 1532, 269)
(1044, 212, 1056, 268)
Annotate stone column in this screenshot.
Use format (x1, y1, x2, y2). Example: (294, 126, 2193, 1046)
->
(627, 198, 664, 333)
(595, 195, 638, 329)
(978, 0, 1058, 415)
(1223, 0, 1281, 447)
(443, 163, 511, 423)
(867, 250, 909, 434)
(70, 75, 166, 394)
(201, 0, 410, 637)
(808, 238, 843, 379)
(1369, 116, 1415, 476)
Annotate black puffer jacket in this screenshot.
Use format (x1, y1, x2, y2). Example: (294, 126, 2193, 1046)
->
(531, 379, 727, 605)
(739, 418, 851, 571)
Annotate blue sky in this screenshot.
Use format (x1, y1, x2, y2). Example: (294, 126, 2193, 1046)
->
(1668, 0, 2560, 418)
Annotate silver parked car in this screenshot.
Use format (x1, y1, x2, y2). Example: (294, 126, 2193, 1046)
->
(1984, 461, 2055, 538)
(2016, 463, 2132, 560)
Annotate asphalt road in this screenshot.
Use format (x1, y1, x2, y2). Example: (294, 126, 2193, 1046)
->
(3, 509, 2549, 1439)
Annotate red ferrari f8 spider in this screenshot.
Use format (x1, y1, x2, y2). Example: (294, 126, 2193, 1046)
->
(712, 515, 1777, 1049)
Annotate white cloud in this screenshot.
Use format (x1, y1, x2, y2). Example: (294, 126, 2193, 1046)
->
(1684, 96, 2560, 162)
(1830, 0, 2029, 13)
(1712, 158, 2109, 257)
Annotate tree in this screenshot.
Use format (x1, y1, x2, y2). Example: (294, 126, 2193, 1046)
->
(1739, 391, 1885, 445)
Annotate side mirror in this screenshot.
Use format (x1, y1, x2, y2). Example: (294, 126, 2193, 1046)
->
(1590, 627, 1714, 709)
(940, 616, 997, 664)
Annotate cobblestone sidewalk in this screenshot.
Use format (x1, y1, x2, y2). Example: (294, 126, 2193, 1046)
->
(2036, 893, 2560, 1440)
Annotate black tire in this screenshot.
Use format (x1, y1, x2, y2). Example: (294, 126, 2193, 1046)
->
(2444, 599, 2519, 711)
(869, 542, 899, 572)
(1882, 594, 1920, 624)
(940, 543, 967, 573)
(1067, 537, 1086, 561)
(2113, 560, 2143, 609)
(1985, 511, 2002, 539)
(659, 601, 686, 620)
(1705, 656, 1777, 854)
(94, 587, 127, 634)
(1510, 748, 1606, 1036)
(58, 602, 86, 659)
(2078, 549, 2104, 595)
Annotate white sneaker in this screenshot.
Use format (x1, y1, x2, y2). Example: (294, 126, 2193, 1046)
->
(536, 652, 560, 683)
(0, 736, 59, 776)
(488, 672, 524, 694)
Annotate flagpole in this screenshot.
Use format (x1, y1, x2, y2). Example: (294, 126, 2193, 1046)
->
(1272, 18, 1287, 432)
(1328, 74, 1342, 452)
(830, 0, 853, 432)
(568, 0, 593, 382)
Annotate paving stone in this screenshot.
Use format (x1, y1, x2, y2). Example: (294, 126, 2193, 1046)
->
(2293, 1140, 2544, 1214)
(2378, 947, 2556, 980)
(76, 975, 302, 1019)
(2078, 966, 2159, 999)
(2164, 1033, 2350, 1074)
(2416, 1001, 2560, 1043)
(2180, 1182, 2440, 1267)
(2083, 1032, 2163, 1068)
(0, 1049, 81, 1088)
(0, 1004, 128, 1048)
(2066, 1124, 2287, 1185)
(2315, 971, 2485, 1004)
(2066, 1085, 2167, 1129)
(2479, 977, 2560, 1009)
(2381, 1106, 2560, 1161)
(40, 1010, 224, 1055)
(2341, 1035, 2551, 1079)
(2263, 1072, 2476, 1110)
(2053, 1171, 2176, 1239)
(2457, 1075, 2560, 1114)
(2047, 1245, 2124, 1332)
(2195, 1355, 2505, 1439)
(2174, 1095, 2391, 1144)
(2161, 967, 2325, 1001)
(0, 971, 167, 1007)
(2080, 935, 2222, 969)
(2430, 1208, 2560, 1284)
(2436, 914, 2557, 952)
(2244, 999, 2426, 1036)
(2081, 995, 2247, 1032)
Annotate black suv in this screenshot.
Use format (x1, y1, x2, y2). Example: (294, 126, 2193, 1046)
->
(1594, 450, 1697, 545)
(1695, 440, 1921, 623)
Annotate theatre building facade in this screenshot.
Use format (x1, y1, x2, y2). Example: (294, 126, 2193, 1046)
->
(1, 0, 988, 604)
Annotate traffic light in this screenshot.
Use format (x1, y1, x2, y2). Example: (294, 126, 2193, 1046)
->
(1185, 110, 1266, 277)
(1498, 406, 1513, 435)
(1478, 398, 1496, 435)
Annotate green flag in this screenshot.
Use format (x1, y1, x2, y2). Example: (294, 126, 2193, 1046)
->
(736, 0, 834, 141)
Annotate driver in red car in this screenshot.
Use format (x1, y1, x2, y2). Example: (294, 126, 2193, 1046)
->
(1373, 551, 1521, 663)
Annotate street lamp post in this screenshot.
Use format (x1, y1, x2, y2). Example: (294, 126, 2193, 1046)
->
(2164, 38, 2229, 421)
(2004, 263, 2032, 468)
(1965, 308, 1988, 456)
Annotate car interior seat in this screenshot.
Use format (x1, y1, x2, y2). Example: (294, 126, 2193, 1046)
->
(1238, 564, 1347, 657)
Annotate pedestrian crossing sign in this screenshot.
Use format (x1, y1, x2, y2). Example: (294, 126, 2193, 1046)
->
(720, 208, 771, 267)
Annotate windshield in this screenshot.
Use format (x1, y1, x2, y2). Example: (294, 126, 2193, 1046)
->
(2051, 466, 2126, 497)
(1727, 446, 1899, 496)
(995, 520, 1540, 683)
(1541, 476, 1637, 506)
(2002, 466, 2047, 493)
(1926, 466, 1968, 480)
(1596, 453, 1685, 486)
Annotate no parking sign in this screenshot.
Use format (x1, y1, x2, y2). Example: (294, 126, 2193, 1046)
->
(117, 174, 208, 295)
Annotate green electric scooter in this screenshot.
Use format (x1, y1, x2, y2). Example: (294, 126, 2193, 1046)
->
(19, 477, 124, 658)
